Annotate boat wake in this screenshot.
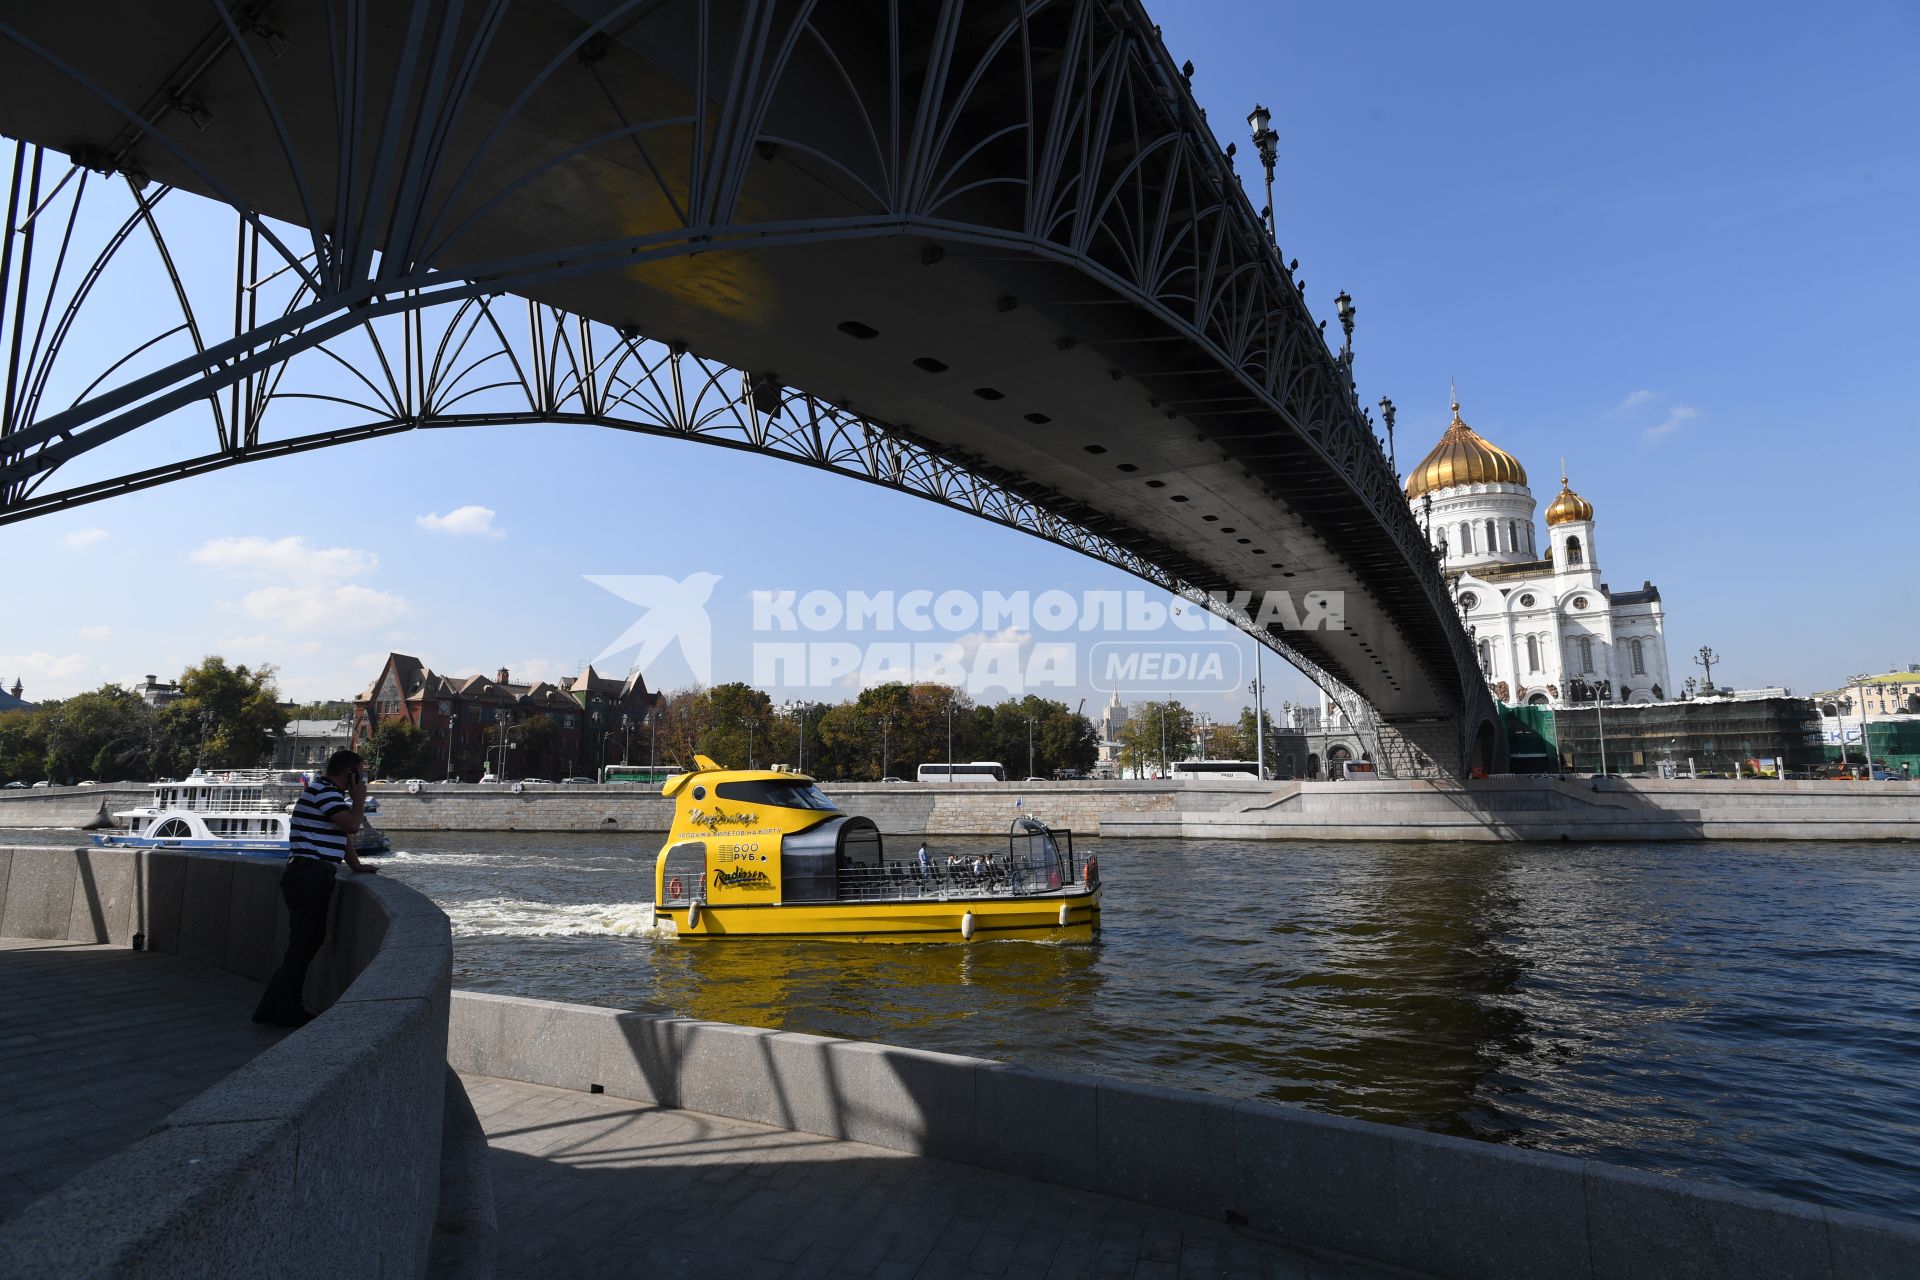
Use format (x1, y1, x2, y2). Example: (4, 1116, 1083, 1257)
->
(445, 897, 663, 939)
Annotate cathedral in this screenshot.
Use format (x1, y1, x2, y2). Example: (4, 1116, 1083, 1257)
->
(1404, 398, 1671, 708)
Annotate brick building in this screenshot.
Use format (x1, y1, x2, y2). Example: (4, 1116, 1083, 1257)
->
(353, 653, 660, 780)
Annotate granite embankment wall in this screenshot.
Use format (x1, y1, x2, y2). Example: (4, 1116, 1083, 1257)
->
(1109, 776, 1920, 842)
(0, 780, 1262, 836)
(450, 990, 1919, 1280)
(0, 846, 455, 1279)
(7, 776, 1918, 841)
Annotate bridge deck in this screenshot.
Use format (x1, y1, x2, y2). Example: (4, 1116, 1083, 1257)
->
(0, 938, 291, 1222)
(464, 1073, 1406, 1280)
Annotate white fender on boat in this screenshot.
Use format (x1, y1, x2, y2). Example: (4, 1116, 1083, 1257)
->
(406, 780, 421, 794)
(960, 910, 975, 941)
(510, 781, 524, 793)
(1058, 902, 1070, 928)
(687, 900, 701, 930)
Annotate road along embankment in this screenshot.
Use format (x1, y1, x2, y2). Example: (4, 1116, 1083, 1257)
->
(449, 989, 1919, 1280)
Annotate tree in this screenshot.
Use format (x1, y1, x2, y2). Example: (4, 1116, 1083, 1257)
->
(981, 695, 1096, 778)
(44, 685, 157, 782)
(154, 657, 283, 774)
(366, 722, 431, 779)
(1115, 699, 1194, 778)
(0, 708, 52, 784)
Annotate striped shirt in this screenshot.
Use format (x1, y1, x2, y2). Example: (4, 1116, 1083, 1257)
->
(289, 778, 352, 862)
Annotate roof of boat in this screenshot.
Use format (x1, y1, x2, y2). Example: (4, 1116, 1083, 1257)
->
(662, 755, 817, 797)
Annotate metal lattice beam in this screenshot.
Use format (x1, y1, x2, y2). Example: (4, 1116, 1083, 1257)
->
(0, 0, 1502, 775)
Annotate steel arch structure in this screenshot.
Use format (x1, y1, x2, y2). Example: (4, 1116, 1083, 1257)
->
(0, 0, 1502, 775)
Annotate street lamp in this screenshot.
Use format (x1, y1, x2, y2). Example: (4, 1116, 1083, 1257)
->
(1023, 712, 1037, 780)
(1379, 396, 1398, 475)
(1246, 104, 1277, 240)
(738, 716, 757, 769)
(1693, 646, 1720, 695)
(945, 696, 958, 781)
(783, 699, 811, 775)
(1848, 674, 1879, 778)
(876, 713, 893, 780)
(1334, 291, 1355, 395)
(445, 713, 458, 779)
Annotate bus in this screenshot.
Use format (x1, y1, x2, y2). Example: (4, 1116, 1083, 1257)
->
(600, 763, 679, 786)
(1170, 760, 1264, 780)
(1338, 760, 1379, 781)
(916, 761, 1006, 783)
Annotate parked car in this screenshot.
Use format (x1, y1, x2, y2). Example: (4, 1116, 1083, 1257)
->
(2, 780, 26, 789)
(561, 776, 595, 785)
(77, 779, 99, 786)
(1022, 776, 1047, 783)
(879, 775, 904, 783)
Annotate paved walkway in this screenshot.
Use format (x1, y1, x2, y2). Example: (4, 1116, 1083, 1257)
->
(465, 1074, 1403, 1280)
(0, 937, 290, 1222)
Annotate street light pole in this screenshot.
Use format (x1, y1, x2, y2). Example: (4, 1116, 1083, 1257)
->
(445, 714, 458, 779)
(1851, 675, 1877, 778)
(1246, 104, 1278, 242)
(946, 698, 956, 781)
(1250, 644, 1267, 780)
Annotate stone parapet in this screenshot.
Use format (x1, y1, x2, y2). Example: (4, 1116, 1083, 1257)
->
(0, 846, 456, 1279)
(448, 989, 1919, 1280)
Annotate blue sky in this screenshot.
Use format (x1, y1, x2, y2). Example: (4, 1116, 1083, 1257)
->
(4, 0, 1916, 712)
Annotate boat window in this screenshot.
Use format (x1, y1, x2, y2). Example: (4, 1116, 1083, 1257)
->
(713, 780, 838, 810)
(154, 819, 191, 838)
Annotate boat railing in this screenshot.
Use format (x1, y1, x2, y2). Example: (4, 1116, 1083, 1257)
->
(141, 793, 294, 814)
(836, 842, 1081, 902)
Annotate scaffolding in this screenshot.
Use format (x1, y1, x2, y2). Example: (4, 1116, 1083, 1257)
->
(1550, 698, 1824, 776)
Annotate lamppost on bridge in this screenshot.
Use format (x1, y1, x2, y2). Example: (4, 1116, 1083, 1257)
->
(1334, 291, 1355, 398)
(1693, 646, 1721, 695)
(1246, 105, 1278, 242)
(1378, 396, 1398, 476)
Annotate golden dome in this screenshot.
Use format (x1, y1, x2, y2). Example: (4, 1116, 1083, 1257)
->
(1544, 471, 1594, 525)
(1403, 400, 1528, 499)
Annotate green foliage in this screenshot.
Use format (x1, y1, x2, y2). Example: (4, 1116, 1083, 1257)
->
(1114, 699, 1194, 778)
(153, 657, 283, 774)
(366, 722, 432, 779)
(45, 685, 157, 782)
(0, 708, 52, 784)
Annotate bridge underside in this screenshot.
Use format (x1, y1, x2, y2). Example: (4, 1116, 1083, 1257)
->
(0, 0, 1501, 774)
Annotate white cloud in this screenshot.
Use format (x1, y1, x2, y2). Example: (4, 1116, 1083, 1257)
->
(416, 505, 502, 537)
(240, 584, 409, 634)
(64, 527, 109, 550)
(192, 535, 377, 581)
(78, 625, 111, 640)
(1644, 405, 1699, 441)
(0, 652, 89, 681)
(1615, 389, 1657, 412)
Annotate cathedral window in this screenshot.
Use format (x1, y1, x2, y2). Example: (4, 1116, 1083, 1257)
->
(1578, 636, 1594, 673)
(1527, 635, 1541, 672)
(1566, 535, 1584, 565)
(1630, 638, 1645, 675)
(1460, 523, 1474, 554)
(1486, 519, 1499, 552)
(1526, 524, 1536, 555)
(1477, 640, 1493, 674)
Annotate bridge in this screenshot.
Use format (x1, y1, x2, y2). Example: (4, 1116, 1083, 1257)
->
(0, 0, 1500, 776)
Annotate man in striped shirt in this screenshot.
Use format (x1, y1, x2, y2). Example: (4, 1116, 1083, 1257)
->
(252, 749, 378, 1027)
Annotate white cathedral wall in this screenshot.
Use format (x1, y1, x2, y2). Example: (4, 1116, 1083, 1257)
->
(1424, 483, 1539, 570)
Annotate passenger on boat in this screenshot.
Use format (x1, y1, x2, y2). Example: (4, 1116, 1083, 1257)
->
(916, 842, 931, 877)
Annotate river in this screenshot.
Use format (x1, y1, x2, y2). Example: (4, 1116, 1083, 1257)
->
(10, 827, 1916, 1221)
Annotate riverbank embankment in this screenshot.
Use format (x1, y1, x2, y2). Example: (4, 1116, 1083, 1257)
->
(6, 776, 1918, 840)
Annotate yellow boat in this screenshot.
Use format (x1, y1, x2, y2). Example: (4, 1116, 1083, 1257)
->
(653, 756, 1100, 942)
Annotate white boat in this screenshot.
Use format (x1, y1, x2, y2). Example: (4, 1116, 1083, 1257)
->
(91, 768, 391, 857)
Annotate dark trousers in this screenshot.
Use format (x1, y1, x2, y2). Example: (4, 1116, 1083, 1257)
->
(253, 857, 338, 1022)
